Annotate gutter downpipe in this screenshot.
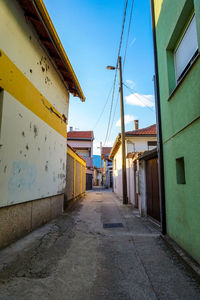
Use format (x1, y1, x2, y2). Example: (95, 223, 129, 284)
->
(150, 0, 166, 235)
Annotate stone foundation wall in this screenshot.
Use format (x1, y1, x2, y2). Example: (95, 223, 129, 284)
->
(0, 194, 64, 249)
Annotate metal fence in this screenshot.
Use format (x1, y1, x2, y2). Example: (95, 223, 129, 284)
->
(65, 145, 86, 204)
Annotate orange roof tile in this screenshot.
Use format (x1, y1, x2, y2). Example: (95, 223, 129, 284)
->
(126, 124, 157, 136)
(67, 131, 94, 140)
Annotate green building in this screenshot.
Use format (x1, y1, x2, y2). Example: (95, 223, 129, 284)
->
(152, 0, 200, 264)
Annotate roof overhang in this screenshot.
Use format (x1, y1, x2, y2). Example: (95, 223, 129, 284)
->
(109, 135, 121, 159)
(138, 148, 158, 161)
(67, 138, 93, 141)
(18, 0, 85, 101)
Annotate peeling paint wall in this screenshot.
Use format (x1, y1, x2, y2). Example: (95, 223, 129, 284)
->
(0, 0, 69, 208)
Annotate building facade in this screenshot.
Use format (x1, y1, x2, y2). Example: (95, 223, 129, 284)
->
(152, 0, 200, 263)
(110, 124, 157, 205)
(0, 0, 84, 248)
(67, 129, 94, 190)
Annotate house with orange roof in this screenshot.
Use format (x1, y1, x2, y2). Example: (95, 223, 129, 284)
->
(67, 127, 94, 190)
(110, 121, 157, 207)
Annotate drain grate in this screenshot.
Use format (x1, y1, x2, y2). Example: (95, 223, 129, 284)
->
(103, 223, 124, 229)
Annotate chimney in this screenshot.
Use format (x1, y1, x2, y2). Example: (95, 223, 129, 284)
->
(70, 126, 73, 132)
(134, 120, 139, 130)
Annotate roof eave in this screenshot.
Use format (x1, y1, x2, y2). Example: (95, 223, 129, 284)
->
(34, 0, 85, 101)
(109, 135, 121, 159)
(125, 134, 157, 137)
(18, 0, 85, 101)
(67, 137, 93, 141)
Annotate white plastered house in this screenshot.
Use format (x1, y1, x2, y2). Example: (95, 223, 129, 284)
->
(110, 122, 157, 206)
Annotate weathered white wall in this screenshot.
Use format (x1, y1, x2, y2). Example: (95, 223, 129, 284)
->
(126, 137, 157, 153)
(113, 145, 122, 198)
(0, 0, 69, 208)
(126, 158, 136, 205)
(0, 0, 69, 113)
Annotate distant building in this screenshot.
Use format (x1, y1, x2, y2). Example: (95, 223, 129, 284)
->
(67, 129, 94, 190)
(0, 0, 84, 248)
(110, 122, 157, 206)
(101, 147, 113, 188)
(152, 0, 200, 264)
(93, 167, 101, 186)
(93, 155, 102, 186)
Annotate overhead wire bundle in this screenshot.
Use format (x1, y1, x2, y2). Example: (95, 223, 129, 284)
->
(103, 0, 130, 146)
(93, 0, 135, 146)
(104, 0, 135, 146)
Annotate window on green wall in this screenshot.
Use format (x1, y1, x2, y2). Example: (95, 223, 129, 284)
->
(174, 14, 198, 83)
(176, 157, 186, 184)
(166, 0, 199, 95)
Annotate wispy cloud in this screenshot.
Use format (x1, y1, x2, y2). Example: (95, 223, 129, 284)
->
(125, 93, 155, 108)
(116, 114, 137, 127)
(126, 79, 135, 90)
(129, 38, 136, 47)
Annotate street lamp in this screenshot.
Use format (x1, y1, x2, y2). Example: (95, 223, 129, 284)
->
(106, 56, 128, 205)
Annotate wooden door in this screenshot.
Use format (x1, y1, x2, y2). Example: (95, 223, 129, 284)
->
(146, 158, 160, 222)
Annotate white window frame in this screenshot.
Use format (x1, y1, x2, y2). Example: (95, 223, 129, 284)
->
(174, 13, 199, 83)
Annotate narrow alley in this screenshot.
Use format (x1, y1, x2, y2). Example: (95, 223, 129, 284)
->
(0, 190, 200, 300)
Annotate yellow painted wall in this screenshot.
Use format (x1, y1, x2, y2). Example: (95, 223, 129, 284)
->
(66, 146, 86, 202)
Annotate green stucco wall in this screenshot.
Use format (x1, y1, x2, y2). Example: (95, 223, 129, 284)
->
(155, 0, 200, 263)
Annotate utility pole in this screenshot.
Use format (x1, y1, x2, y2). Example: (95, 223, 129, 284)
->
(118, 56, 128, 204)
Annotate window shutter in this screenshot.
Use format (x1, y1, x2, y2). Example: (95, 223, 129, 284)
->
(174, 15, 198, 80)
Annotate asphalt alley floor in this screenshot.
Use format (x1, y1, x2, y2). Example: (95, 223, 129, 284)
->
(0, 190, 200, 299)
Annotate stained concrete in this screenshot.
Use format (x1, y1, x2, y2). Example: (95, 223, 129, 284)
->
(0, 194, 64, 249)
(0, 201, 32, 248)
(0, 190, 200, 299)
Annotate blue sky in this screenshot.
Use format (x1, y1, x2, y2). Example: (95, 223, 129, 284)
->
(44, 0, 156, 154)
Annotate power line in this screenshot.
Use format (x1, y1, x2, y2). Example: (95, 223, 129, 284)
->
(123, 83, 155, 112)
(123, 0, 135, 69)
(103, 0, 129, 146)
(107, 92, 120, 143)
(103, 68, 118, 146)
(93, 85, 113, 129)
(106, 0, 135, 142)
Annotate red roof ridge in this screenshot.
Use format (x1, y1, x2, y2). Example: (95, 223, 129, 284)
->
(126, 124, 157, 135)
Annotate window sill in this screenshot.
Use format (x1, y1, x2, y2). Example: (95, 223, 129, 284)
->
(168, 52, 200, 101)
